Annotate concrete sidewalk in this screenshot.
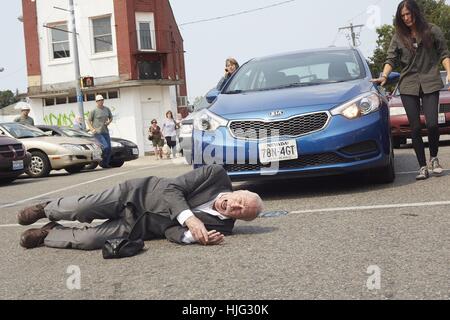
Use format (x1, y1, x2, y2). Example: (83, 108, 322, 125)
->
(122, 155, 190, 168)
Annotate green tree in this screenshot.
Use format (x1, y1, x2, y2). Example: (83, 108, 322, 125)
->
(0, 90, 19, 109)
(368, 0, 450, 76)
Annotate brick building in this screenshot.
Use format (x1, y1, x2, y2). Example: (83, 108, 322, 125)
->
(21, 0, 187, 154)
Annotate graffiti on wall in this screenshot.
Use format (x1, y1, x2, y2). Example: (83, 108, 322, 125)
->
(44, 107, 118, 127)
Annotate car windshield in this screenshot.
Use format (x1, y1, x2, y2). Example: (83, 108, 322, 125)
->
(61, 128, 93, 138)
(224, 49, 365, 94)
(1, 123, 47, 138)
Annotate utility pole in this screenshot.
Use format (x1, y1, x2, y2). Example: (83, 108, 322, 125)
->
(338, 23, 364, 47)
(51, 1, 85, 129)
(69, 0, 85, 129)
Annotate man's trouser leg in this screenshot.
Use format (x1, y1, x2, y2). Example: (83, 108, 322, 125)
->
(102, 132, 112, 166)
(42, 184, 133, 250)
(44, 218, 132, 250)
(44, 184, 124, 223)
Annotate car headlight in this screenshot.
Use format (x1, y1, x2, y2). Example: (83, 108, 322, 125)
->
(331, 92, 381, 120)
(390, 106, 406, 116)
(111, 141, 123, 148)
(60, 144, 85, 151)
(193, 110, 228, 131)
(120, 140, 136, 147)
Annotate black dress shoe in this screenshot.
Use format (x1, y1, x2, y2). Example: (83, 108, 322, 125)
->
(20, 222, 58, 249)
(17, 202, 49, 226)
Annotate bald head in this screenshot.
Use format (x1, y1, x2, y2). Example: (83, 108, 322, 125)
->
(214, 190, 264, 221)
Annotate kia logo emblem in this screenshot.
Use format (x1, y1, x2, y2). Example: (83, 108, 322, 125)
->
(269, 110, 284, 117)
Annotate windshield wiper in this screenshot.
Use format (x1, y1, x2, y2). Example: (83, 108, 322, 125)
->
(17, 135, 38, 139)
(224, 90, 243, 94)
(272, 80, 348, 90)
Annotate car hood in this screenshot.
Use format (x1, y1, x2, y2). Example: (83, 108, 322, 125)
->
(209, 79, 373, 119)
(17, 136, 95, 147)
(0, 136, 22, 145)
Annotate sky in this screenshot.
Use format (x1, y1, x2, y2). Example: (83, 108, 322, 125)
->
(0, 0, 447, 101)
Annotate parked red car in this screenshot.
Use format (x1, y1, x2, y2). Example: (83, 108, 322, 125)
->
(0, 135, 31, 183)
(389, 71, 450, 148)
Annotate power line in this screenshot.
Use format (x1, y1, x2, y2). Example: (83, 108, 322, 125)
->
(179, 0, 296, 26)
(347, 0, 384, 24)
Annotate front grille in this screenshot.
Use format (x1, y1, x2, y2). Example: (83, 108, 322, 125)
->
(0, 151, 14, 158)
(229, 112, 329, 140)
(0, 144, 24, 159)
(224, 153, 352, 172)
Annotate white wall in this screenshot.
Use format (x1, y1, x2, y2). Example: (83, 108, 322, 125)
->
(36, 0, 118, 87)
(28, 85, 178, 156)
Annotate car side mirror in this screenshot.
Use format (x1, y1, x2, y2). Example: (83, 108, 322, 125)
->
(206, 88, 220, 104)
(187, 104, 195, 113)
(379, 72, 400, 84)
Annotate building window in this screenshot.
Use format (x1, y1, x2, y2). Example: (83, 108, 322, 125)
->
(136, 12, 156, 51)
(50, 23, 70, 59)
(86, 93, 96, 101)
(44, 98, 55, 106)
(68, 96, 77, 103)
(138, 22, 154, 50)
(107, 91, 119, 99)
(55, 97, 67, 105)
(92, 16, 112, 53)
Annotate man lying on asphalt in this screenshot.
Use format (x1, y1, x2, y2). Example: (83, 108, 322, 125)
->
(17, 165, 264, 250)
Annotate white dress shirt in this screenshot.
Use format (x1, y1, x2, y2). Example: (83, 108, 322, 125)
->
(176, 193, 229, 244)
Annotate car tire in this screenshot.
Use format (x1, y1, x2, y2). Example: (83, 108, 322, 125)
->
(26, 151, 51, 178)
(393, 137, 406, 149)
(65, 165, 85, 174)
(371, 148, 395, 184)
(109, 159, 125, 168)
(85, 162, 99, 170)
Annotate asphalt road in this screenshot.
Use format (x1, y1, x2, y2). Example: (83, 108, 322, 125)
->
(1, 141, 450, 300)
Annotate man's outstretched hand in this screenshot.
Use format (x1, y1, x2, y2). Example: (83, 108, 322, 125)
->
(185, 216, 209, 245)
(206, 230, 225, 245)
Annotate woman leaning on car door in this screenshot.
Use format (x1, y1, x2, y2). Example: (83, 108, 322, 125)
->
(371, 0, 450, 180)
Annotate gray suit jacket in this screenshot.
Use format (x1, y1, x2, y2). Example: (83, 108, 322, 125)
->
(119, 165, 235, 244)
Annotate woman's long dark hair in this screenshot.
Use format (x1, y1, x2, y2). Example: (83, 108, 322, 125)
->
(394, 0, 432, 51)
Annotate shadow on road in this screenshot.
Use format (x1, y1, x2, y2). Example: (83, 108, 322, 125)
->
(232, 226, 277, 235)
(234, 153, 420, 201)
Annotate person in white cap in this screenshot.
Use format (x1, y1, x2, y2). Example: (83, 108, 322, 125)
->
(14, 105, 35, 126)
(87, 95, 113, 168)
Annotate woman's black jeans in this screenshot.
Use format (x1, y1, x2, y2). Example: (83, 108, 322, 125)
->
(400, 89, 440, 167)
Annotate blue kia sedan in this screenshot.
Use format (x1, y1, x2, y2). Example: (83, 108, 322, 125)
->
(191, 47, 396, 183)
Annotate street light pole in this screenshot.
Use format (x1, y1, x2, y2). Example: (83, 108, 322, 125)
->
(69, 0, 86, 129)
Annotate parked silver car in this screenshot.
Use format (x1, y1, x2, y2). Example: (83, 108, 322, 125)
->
(0, 122, 102, 178)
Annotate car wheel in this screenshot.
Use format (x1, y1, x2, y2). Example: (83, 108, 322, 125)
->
(371, 148, 395, 184)
(65, 165, 85, 174)
(26, 151, 51, 178)
(85, 162, 99, 170)
(109, 159, 125, 168)
(393, 137, 406, 149)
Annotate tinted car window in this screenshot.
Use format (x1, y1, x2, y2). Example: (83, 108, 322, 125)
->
(224, 49, 365, 93)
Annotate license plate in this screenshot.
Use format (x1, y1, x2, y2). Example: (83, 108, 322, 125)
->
(93, 151, 102, 161)
(132, 148, 139, 155)
(13, 160, 24, 170)
(439, 113, 446, 124)
(258, 140, 298, 163)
